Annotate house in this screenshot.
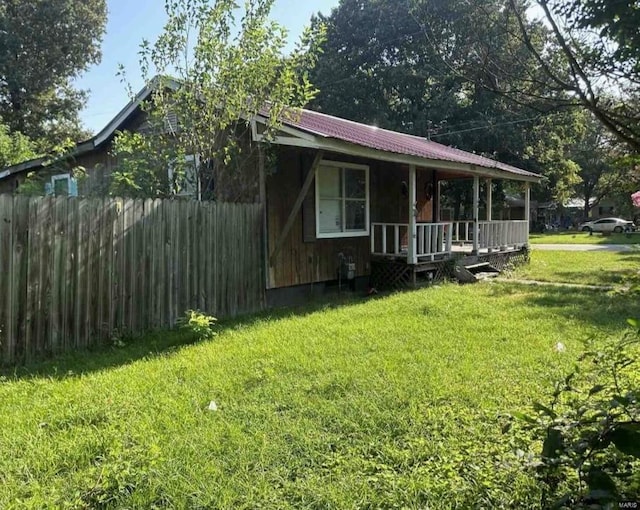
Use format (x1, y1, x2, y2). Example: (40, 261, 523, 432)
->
(0, 79, 191, 198)
(0, 80, 541, 297)
(564, 197, 618, 220)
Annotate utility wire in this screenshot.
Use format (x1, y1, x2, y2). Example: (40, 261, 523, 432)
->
(428, 115, 542, 139)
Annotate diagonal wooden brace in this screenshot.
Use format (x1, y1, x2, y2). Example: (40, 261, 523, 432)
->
(269, 150, 324, 267)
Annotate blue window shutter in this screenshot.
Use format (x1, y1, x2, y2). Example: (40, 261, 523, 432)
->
(69, 178, 79, 197)
(44, 182, 54, 195)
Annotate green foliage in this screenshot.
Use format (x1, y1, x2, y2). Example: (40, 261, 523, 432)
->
(0, 0, 106, 146)
(310, 0, 444, 133)
(14, 172, 46, 197)
(0, 123, 37, 168)
(563, 0, 640, 75)
(177, 310, 217, 340)
(524, 111, 583, 203)
(109, 131, 182, 199)
(511, 327, 640, 508)
(114, 0, 324, 200)
(506, 0, 640, 152)
(14, 137, 88, 197)
(567, 114, 635, 219)
(44, 137, 88, 181)
(310, 0, 584, 203)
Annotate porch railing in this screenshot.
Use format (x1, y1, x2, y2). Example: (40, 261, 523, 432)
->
(371, 222, 453, 260)
(478, 220, 528, 251)
(450, 221, 474, 243)
(451, 220, 529, 249)
(372, 220, 529, 263)
(416, 222, 453, 259)
(370, 223, 409, 257)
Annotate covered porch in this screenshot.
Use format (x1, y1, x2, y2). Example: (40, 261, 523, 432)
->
(370, 166, 531, 264)
(258, 105, 541, 292)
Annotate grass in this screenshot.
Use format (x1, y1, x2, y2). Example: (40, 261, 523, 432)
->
(513, 250, 640, 287)
(529, 231, 640, 245)
(1, 281, 638, 508)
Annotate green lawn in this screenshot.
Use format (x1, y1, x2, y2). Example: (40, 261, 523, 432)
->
(1, 282, 638, 508)
(530, 231, 640, 245)
(514, 250, 640, 287)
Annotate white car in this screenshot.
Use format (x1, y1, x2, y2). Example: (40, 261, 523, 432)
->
(579, 217, 635, 233)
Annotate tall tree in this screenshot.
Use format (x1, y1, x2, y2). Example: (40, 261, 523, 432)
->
(509, 0, 640, 151)
(309, 0, 460, 135)
(309, 0, 583, 205)
(570, 115, 634, 220)
(0, 0, 107, 146)
(414, 0, 640, 152)
(112, 0, 323, 201)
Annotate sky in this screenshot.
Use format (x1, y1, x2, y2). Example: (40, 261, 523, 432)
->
(75, 0, 340, 134)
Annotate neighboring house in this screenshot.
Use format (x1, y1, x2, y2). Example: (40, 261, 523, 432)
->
(564, 197, 618, 219)
(0, 80, 541, 294)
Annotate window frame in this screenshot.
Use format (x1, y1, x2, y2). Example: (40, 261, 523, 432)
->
(168, 154, 200, 199)
(49, 173, 78, 197)
(315, 160, 370, 239)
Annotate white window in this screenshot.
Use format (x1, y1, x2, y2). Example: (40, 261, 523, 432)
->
(168, 154, 200, 199)
(315, 160, 369, 238)
(46, 173, 78, 197)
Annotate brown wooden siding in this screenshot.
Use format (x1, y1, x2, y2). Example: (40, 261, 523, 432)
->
(75, 148, 118, 196)
(266, 147, 436, 289)
(0, 176, 19, 194)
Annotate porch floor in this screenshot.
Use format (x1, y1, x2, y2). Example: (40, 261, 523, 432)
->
(371, 243, 528, 263)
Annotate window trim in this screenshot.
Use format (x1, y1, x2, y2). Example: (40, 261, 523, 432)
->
(50, 173, 77, 197)
(315, 160, 370, 239)
(168, 154, 200, 199)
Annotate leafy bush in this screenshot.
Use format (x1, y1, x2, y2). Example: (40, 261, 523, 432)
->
(512, 323, 640, 508)
(177, 310, 217, 340)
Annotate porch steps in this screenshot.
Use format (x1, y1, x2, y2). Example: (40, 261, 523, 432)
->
(454, 261, 500, 284)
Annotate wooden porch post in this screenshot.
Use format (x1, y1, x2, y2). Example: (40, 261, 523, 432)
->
(408, 164, 417, 265)
(472, 175, 480, 254)
(435, 179, 442, 223)
(524, 182, 531, 243)
(433, 171, 440, 222)
(486, 178, 492, 221)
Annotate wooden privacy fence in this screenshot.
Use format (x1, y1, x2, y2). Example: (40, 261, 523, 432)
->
(0, 195, 264, 365)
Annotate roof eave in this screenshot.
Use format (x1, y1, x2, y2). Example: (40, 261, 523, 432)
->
(0, 76, 184, 181)
(93, 76, 181, 147)
(324, 139, 540, 182)
(0, 139, 100, 179)
(255, 123, 541, 183)
(0, 156, 49, 177)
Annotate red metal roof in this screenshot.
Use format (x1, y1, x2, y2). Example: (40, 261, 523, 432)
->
(283, 108, 538, 179)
